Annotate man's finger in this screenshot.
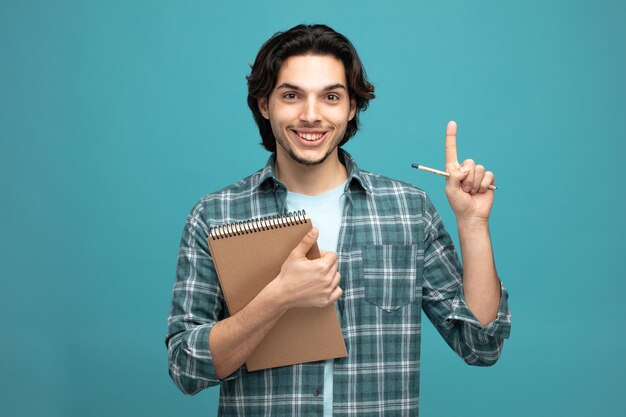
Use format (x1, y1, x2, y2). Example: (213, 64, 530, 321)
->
(291, 227, 319, 258)
(478, 171, 495, 193)
(460, 159, 476, 193)
(330, 271, 341, 289)
(445, 120, 458, 168)
(471, 164, 485, 194)
(320, 251, 339, 274)
(329, 285, 343, 304)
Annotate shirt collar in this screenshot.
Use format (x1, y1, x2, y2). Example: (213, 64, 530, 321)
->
(256, 148, 371, 194)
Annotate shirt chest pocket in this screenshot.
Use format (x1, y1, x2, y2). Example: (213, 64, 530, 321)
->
(362, 244, 421, 312)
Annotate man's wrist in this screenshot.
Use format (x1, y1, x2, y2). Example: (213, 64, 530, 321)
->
(456, 216, 489, 230)
(263, 275, 293, 314)
(456, 216, 490, 234)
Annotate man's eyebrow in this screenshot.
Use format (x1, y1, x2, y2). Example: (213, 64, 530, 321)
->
(322, 83, 347, 92)
(275, 83, 347, 92)
(276, 83, 302, 91)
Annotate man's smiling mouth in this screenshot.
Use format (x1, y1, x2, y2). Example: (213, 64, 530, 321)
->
(291, 129, 329, 142)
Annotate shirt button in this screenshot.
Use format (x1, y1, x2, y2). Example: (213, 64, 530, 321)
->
(313, 389, 321, 397)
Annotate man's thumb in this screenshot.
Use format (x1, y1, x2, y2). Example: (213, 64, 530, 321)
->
(447, 165, 468, 188)
(292, 227, 319, 258)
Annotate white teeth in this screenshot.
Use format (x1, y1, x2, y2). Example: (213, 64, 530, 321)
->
(297, 132, 324, 141)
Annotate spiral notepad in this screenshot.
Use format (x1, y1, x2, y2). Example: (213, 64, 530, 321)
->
(207, 211, 347, 372)
(209, 210, 310, 240)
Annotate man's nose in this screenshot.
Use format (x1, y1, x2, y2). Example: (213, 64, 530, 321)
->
(300, 97, 321, 123)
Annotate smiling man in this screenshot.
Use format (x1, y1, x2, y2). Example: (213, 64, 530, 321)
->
(166, 24, 511, 417)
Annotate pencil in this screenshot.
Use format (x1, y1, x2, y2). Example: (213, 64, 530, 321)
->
(411, 163, 497, 191)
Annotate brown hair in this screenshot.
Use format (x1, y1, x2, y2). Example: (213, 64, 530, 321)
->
(247, 24, 376, 152)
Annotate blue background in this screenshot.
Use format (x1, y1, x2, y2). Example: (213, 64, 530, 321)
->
(1, 1, 625, 416)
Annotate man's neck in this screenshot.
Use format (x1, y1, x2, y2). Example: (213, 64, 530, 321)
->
(274, 149, 348, 196)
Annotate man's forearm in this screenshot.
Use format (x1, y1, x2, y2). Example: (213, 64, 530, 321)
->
(209, 280, 289, 380)
(457, 218, 501, 326)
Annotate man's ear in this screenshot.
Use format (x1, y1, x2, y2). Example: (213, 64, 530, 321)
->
(258, 98, 270, 120)
(348, 98, 357, 121)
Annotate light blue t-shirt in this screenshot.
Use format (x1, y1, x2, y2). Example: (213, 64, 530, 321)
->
(286, 180, 347, 417)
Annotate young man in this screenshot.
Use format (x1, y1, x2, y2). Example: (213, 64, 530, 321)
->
(166, 24, 511, 416)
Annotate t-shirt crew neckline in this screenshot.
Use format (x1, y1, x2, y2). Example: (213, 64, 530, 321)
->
(286, 180, 348, 205)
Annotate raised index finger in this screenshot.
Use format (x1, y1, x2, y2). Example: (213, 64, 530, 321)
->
(445, 120, 458, 167)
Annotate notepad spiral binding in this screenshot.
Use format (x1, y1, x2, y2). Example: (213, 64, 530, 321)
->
(209, 210, 308, 239)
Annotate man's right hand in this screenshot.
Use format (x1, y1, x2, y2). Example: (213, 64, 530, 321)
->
(273, 227, 342, 309)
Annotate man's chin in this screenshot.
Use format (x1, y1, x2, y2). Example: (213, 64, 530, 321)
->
(288, 150, 332, 166)
(276, 137, 339, 167)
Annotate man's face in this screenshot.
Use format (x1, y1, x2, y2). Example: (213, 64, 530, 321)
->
(258, 54, 356, 166)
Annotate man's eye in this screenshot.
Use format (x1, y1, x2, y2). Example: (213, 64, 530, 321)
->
(284, 93, 298, 100)
(326, 94, 340, 101)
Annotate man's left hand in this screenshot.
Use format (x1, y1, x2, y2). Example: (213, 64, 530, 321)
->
(444, 121, 495, 222)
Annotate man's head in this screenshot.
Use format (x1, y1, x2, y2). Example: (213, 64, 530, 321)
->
(247, 24, 375, 161)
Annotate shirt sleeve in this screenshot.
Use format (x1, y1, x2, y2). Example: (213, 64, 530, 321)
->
(165, 202, 241, 395)
(421, 195, 511, 366)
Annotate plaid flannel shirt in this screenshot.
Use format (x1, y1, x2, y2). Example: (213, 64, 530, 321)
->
(166, 150, 511, 416)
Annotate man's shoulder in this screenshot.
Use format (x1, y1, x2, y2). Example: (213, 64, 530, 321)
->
(358, 168, 428, 199)
(204, 169, 265, 201)
(187, 168, 267, 222)
(354, 168, 438, 219)
(355, 168, 444, 231)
